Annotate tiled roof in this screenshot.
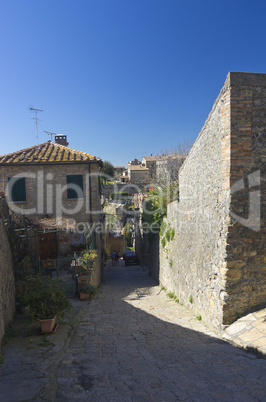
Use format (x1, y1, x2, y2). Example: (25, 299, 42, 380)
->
(142, 156, 158, 161)
(129, 165, 149, 171)
(0, 141, 101, 165)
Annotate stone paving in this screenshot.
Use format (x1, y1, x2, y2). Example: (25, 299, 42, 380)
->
(0, 262, 266, 401)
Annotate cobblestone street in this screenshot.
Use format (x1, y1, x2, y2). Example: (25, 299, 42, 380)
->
(0, 262, 266, 401)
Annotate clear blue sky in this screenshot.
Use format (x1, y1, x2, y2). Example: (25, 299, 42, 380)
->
(1, 0, 266, 167)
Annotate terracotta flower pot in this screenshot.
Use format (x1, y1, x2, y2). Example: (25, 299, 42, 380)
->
(39, 315, 57, 333)
(79, 293, 91, 301)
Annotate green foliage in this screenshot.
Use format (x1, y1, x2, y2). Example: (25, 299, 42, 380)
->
(109, 191, 129, 200)
(164, 227, 175, 243)
(168, 291, 175, 299)
(100, 161, 115, 183)
(161, 237, 166, 248)
(19, 276, 71, 320)
(1, 326, 16, 346)
(79, 249, 97, 269)
(189, 295, 193, 304)
(196, 315, 202, 320)
(142, 188, 168, 240)
(169, 259, 173, 268)
(125, 221, 134, 247)
(159, 220, 167, 237)
(165, 229, 171, 242)
(161, 286, 167, 291)
(80, 283, 97, 295)
(170, 228, 175, 241)
(174, 295, 179, 303)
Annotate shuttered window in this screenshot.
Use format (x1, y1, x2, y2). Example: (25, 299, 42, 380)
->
(66, 175, 84, 199)
(8, 177, 26, 202)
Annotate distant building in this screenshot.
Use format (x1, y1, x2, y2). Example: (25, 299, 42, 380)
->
(120, 170, 129, 183)
(142, 153, 186, 182)
(128, 158, 141, 166)
(128, 165, 150, 183)
(114, 166, 125, 176)
(141, 155, 158, 180)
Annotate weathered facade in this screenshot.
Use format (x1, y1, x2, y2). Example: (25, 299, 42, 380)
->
(128, 165, 150, 183)
(160, 72, 266, 332)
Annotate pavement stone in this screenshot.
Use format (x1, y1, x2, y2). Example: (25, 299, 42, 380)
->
(0, 261, 266, 401)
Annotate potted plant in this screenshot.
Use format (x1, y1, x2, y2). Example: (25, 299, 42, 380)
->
(79, 282, 97, 301)
(27, 277, 71, 333)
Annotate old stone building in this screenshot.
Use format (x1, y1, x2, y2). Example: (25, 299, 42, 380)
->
(0, 137, 103, 286)
(159, 72, 266, 333)
(141, 156, 158, 180)
(128, 165, 150, 183)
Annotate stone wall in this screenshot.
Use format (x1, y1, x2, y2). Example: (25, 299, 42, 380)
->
(159, 72, 266, 333)
(0, 217, 15, 343)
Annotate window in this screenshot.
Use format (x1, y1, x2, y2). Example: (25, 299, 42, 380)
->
(8, 177, 26, 202)
(66, 175, 84, 199)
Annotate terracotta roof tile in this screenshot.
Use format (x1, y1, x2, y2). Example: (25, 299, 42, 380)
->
(0, 141, 101, 165)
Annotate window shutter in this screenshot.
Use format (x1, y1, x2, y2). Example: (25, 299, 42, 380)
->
(8, 177, 26, 202)
(67, 175, 84, 199)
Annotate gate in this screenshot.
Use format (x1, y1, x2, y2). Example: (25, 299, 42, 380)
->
(40, 257, 78, 296)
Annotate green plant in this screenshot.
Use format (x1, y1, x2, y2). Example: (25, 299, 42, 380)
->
(161, 286, 166, 291)
(196, 315, 202, 320)
(109, 191, 129, 200)
(159, 221, 167, 237)
(78, 249, 98, 272)
(174, 296, 179, 303)
(1, 326, 16, 346)
(169, 259, 173, 268)
(161, 237, 166, 248)
(189, 295, 193, 304)
(165, 229, 171, 242)
(170, 228, 175, 241)
(80, 283, 97, 295)
(27, 277, 71, 320)
(168, 291, 175, 299)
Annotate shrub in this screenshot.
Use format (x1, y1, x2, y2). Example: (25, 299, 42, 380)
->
(18, 275, 71, 320)
(165, 229, 170, 242)
(80, 283, 97, 295)
(159, 221, 167, 237)
(109, 192, 129, 200)
(161, 237, 166, 248)
(170, 228, 175, 241)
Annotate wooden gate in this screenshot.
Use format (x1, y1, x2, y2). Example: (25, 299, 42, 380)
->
(38, 232, 57, 259)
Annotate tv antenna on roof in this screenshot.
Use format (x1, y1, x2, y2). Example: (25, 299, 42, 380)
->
(30, 107, 43, 144)
(44, 131, 56, 141)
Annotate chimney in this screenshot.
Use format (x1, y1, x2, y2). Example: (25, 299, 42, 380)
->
(55, 135, 69, 146)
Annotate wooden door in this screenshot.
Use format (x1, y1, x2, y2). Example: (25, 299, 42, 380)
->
(38, 232, 57, 259)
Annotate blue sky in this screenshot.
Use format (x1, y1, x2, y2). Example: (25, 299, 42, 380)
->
(1, 0, 266, 167)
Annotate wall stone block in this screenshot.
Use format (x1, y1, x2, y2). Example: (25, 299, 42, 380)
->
(159, 72, 266, 333)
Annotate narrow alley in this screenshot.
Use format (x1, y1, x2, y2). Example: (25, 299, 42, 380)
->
(0, 262, 265, 401)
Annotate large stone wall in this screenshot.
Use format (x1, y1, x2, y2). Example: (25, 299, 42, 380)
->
(0, 217, 15, 343)
(159, 72, 266, 333)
